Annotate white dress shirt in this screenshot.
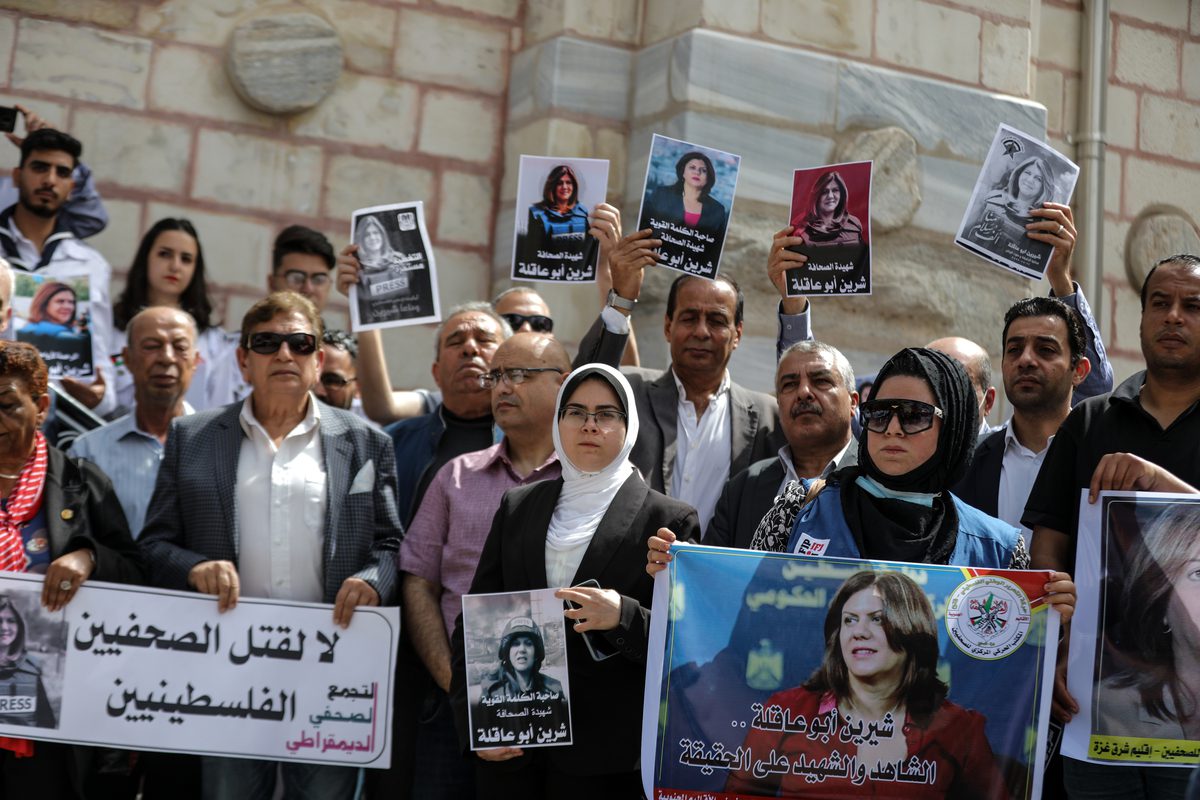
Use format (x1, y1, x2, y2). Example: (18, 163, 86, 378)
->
(670, 370, 732, 532)
(236, 396, 327, 602)
(775, 439, 854, 496)
(998, 421, 1052, 541)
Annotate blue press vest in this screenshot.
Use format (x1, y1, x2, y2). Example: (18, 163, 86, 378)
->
(786, 480, 1019, 568)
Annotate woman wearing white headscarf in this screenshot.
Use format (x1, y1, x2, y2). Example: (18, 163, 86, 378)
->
(450, 363, 700, 799)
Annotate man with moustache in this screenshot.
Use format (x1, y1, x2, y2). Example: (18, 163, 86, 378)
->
(399, 332, 569, 799)
(1026, 254, 1200, 800)
(705, 340, 858, 549)
(0, 129, 118, 414)
(576, 229, 783, 531)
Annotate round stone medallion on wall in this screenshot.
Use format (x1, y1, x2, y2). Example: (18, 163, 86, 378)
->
(225, 11, 343, 114)
(1125, 207, 1200, 293)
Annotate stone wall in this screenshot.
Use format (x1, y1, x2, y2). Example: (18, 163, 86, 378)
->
(2, 0, 1197, 401)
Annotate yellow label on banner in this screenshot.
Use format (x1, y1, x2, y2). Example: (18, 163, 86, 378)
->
(1089, 735, 1200, 764)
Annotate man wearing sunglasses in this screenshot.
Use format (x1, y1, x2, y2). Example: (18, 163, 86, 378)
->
(140, 291, 402, 800)
(398, 332, 568, 798)
(268, 225, 336, 312)
(314, 328, 359, 412)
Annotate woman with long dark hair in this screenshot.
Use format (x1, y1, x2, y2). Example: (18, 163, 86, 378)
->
(790, 170, 864, 247)
(110, 218, 239, 412)
(21, 283, 81, 338)
(641, 151, 727, 232)
(527, 164, 590, 243)
(726, 570, 1007, 798)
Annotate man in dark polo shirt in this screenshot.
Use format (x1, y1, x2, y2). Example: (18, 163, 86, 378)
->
(1025, 253, 1200, 800)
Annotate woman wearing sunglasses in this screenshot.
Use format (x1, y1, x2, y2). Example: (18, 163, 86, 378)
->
(649, 348, 1076, 613)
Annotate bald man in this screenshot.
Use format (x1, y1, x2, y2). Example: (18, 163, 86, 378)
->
(927, 336, 998, 435)
(398, 332, 571, 797)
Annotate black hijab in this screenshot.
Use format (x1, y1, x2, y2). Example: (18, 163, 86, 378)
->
(838, 348, 979, 565)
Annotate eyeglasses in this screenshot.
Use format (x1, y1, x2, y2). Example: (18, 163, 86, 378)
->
(479, 367, 563, 389)
(500, 313, 554, 333)
(859, 399, 944, 435)
(246, 332, 318, 356)
(559, 405, 626, 431)
(282, 270, 331, 290)
(320, 372, 355, 388)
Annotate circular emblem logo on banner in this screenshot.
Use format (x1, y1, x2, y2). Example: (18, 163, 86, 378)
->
(945, 575, 1031, 660)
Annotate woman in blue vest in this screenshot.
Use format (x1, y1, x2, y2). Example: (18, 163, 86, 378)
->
(649, 348, 1075, 614)
(0, 596, 54, 729)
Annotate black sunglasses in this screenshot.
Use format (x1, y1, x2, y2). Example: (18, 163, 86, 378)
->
(501, 313, 554, 333)
(246, 332, 318, 356)
(320, 372, 354, 388)
(859, 399, 944, 435)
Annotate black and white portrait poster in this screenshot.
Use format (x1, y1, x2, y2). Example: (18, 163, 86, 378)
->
(636, 133, 740, 280)
(786, 161, 872, 296)
(0, 585, 66, 730)
(1065, 491, 1200, 768)
(349, 202, 441, 331)
(461, 588, 572, 751)
(955, 124, 1080, 280)
(511, 155, 609, 284)
(13, 269, 94, 379)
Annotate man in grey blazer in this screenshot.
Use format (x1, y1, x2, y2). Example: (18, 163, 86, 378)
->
(705, 340, 859, 549)
(140, 292, 402, 800)
(575, 229, 785, 530)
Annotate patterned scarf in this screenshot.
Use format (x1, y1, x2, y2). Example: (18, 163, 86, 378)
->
(0, 431, 48, 573)
(749, 479, 818, 553)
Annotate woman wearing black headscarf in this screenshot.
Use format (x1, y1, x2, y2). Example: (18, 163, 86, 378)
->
(651, 349, 1075, 612)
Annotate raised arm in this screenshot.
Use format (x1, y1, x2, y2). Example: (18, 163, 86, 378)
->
(768, 226, 813, 359)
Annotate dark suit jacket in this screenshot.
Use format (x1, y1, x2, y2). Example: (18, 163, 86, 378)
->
(449, 471, 699, 776)
(704, 438, 858, 550)
(952, 428, 1006, 518)
(140, 402, 402, 604)
(45, 446, 145, 584)
(575, 317, 784, 492)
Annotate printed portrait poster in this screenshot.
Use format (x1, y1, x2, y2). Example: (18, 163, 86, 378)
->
(12, 269, 94, 379)
(1064, 491, 1200, 768)
(955, 124, 1080, 281)
(0, 572, 400, 767)
(461, 588, 572, 750)
(786, 161, 873, 296)
(511, 155, 610, 284)
(349, 201, 442, 331)
(642, 544, 1060, 799)
(636, 133, 741, 280)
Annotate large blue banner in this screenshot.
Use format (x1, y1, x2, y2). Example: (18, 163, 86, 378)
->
(642, 544, 1058, 799)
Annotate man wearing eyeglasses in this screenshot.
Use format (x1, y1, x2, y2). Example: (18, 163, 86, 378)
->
(140, 291, 402, 800)
(268, 225, 336, 312)
(398, 332, 569, 799)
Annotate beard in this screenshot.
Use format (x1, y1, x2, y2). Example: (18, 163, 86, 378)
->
(18, 191, 62, 219)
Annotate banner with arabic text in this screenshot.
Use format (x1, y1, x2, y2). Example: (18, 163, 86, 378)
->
(0, 573, 398, 767)
(641, 544, 1058, 798)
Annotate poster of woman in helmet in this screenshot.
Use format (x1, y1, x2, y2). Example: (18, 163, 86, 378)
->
(461, 588, 573, 750)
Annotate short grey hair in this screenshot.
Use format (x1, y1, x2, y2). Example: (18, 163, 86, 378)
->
(778, 340, 856, 393)
(432, 301, 512, 359)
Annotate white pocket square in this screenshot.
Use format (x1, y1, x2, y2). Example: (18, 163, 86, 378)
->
(349, 460, 375, 494)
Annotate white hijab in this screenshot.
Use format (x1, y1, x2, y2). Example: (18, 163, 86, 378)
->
(545, 363, 639, 552)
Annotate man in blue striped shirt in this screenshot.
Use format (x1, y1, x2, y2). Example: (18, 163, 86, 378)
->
(69, 306, 197, 537)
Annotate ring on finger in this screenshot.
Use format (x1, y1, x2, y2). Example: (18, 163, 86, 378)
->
(1056, 224, 1064, 236)
(58, 579, 73, 592)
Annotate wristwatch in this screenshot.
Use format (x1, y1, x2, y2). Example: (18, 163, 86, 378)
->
(606, 289, 636, 311)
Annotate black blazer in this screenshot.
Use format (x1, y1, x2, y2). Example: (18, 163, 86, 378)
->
(952, 428, 1006, 518)
(449, 471, 700, 777)
(642, 185, 728, 233)
(704, 439, 858, 550)
(45, 446, 145, 584)
(575, 319, 784, 493)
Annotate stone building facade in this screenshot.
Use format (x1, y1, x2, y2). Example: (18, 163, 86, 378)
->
(1, 0, 1196, 408)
